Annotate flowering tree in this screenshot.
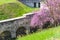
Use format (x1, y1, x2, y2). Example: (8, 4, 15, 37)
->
(30, 0, 60, 28)
(46, 0, 60, 25)
(30, 2, 53, 28)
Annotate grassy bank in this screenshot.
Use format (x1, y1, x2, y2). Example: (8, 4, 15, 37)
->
(0, 0, 16, 5)
(0, 0, 38, 20)
(17, 26, 60, 40)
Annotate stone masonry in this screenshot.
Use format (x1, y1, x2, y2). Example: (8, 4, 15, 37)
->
(0, 13, 34, 38)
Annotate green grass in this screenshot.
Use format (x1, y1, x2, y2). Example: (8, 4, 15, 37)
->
(0, 0, 16, 5)
(17, 26, 60, 40)
(0, 0, 38, 20)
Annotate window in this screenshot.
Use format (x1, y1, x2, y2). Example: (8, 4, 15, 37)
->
(34, 2, 36, 7)
(38, 2, 40, 7)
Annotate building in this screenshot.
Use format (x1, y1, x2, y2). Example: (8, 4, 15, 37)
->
(18, 0, 41, 8)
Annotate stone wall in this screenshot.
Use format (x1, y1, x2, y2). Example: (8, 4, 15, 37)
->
(19, 0, 41, 7)
(0, 13, 34, 38)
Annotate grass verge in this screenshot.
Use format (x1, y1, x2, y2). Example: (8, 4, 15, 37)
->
(17, 26, 60, 40)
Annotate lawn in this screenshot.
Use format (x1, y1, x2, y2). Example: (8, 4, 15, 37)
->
(0, 0, 38, 20)
(0, 0, 16, 5)
(17, 26, 60, 40)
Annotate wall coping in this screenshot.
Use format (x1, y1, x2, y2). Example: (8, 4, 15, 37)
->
(0, 12, 33, 23)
